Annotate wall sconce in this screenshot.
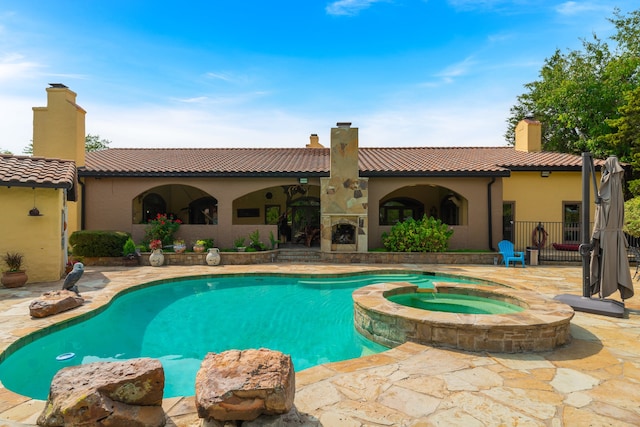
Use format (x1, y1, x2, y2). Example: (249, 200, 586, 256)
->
(299, 178, 308, 184)
(541, 171, 551, 178)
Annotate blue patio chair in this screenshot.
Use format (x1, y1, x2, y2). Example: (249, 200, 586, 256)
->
(498, 240, 525, 267)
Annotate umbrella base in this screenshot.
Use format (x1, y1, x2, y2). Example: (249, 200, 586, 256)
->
(554, 294, 625, 318)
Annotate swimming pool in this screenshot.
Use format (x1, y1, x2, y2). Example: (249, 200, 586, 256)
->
(0, 272, 478, 399)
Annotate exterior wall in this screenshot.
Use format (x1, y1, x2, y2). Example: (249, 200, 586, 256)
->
(83, 176, 309, 248)
(368, 177, 504, 251)
(83, 174, 506, 252)
(503, 171, 596, 223)
(0, 187, 66, 283)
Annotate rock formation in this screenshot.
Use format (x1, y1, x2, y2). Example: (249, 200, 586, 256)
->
(195, 348, 295, 422)
(29, 290, 84, 318)
(37, 358, 165, 427)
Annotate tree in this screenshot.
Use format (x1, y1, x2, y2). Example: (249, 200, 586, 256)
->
(85, 134, 111, 152)
(606, 86, 640, 178)
(505, 8, 640, 162)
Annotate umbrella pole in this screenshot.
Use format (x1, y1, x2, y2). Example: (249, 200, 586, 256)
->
(581, 152, 592, 298)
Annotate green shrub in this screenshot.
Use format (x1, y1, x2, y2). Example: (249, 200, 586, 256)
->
(624, 197, 640, 237)
(234, 236, 246, 248)
(382, 215, 453, 252)
(70, 231, 132, 257)
(248, 230, 267, 251)
(123, 237, 137, 257)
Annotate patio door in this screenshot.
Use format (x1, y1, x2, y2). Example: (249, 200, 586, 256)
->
(563, 202, 581, 243)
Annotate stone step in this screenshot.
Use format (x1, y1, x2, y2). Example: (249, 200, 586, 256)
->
(276, 250, 322, 263)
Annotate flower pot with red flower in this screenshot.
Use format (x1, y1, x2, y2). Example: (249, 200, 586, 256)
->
(148, 240, 164, 267)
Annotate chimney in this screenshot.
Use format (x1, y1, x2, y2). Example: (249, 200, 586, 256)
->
(515, 117, 541, 152)
(330, 122, 358, 178)
(306, 133, 324, 148)
(32, 84, 87, 166)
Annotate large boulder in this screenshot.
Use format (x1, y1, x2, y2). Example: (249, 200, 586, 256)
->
(37, 358, 165, 427)
(195, 349, 295, 422)
(29, 290, 84, 318)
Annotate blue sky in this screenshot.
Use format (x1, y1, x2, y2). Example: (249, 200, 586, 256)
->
(0, 1, 637, 154)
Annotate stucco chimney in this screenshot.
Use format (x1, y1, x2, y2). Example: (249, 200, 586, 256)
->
(32, 84, 87, 166)
(515, 117, 542, 152)
(306, 133, 324, 148)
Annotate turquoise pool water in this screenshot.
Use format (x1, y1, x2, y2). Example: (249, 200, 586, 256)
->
(387, 293, 524, 314)
(0, 272, 478, 399)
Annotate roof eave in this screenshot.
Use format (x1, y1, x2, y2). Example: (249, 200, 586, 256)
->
(361, 171, 511, 178)
(78, 171, 330, 178)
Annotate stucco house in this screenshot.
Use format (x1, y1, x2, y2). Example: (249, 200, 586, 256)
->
(0, 155, 77, 282)
(1, 84, 605, 283)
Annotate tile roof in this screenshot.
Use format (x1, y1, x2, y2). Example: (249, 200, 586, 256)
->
(0, 155, 78, 200)
(81, 146, 593, 178)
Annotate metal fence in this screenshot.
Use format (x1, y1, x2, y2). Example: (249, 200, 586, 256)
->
(509, 221, 640, 264)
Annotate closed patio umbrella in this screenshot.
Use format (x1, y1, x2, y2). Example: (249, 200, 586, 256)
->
(589, 156, 634, 300)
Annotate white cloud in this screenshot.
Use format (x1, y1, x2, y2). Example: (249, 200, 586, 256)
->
(205, 72, 235, 82)
(0, 53, 41, 82)
(432, 56, 478, 84)
(555, 1, 604, 15)
(325, 0, 385, 16)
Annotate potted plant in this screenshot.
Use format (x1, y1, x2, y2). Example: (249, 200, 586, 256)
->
(173, 239, 186, 254)
(122, 237, 140, 266)
(193, 240, 207, 253)
(148, 239, 164, 267)
(234, 236, 246, 252)
(1, 252, 28, 288)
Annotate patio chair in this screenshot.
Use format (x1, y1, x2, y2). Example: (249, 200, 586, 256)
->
(497, 240, 525, 268)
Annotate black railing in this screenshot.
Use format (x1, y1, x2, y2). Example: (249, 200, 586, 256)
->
(508, 221, 640, 264)
(507, 221, 585, 263)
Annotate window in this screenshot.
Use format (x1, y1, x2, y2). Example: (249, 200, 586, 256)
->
(379, 198, 424, 225)
(142, 193, 166, 223)
(265, 205, 280, 225)
(563, 202, 581, 243)
(440, 195, 461, 225)
(237, 208, 260, 218)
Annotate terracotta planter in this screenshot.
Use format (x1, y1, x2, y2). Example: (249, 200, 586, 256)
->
(1, 271, 28, 288)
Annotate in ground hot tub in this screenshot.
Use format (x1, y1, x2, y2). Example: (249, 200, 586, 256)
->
(353, 282, 574, 353)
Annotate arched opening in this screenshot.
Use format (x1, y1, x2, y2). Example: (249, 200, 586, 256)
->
(379, 185, 467, 226)
(133, 185, 216, 225)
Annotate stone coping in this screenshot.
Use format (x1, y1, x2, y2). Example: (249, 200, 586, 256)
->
(353, 282, 575, 353)
(82, 250, 500, 267)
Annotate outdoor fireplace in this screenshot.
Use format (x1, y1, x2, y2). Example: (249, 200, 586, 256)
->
(330, 219, 358, 251)
(320, 123, 369, 253)
(332, 223, 355, 245)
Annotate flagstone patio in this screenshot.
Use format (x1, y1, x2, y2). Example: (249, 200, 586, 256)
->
(0, 264, 638, 426)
